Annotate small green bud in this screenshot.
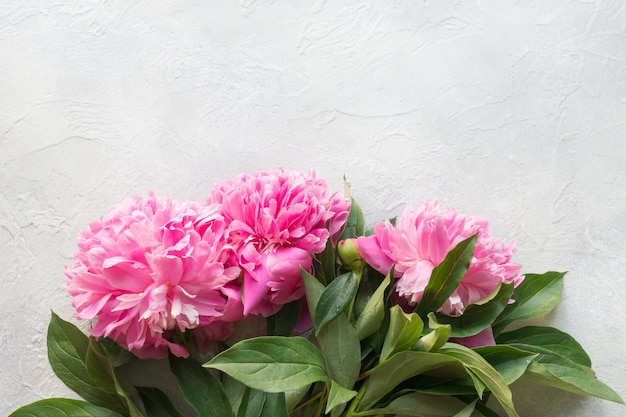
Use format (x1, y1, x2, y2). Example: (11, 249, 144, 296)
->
(337, 238, 365, 271)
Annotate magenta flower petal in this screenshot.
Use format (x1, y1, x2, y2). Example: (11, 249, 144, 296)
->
(219, 284, 245, 322)
(242, 262, 273, 316)
(265, 247, 312, 305)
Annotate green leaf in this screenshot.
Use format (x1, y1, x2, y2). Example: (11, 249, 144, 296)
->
(318, 314, 361, 390)
(98, 338, 135, 368)
(303, 267, 361, 389)
(359, 268, 394, 356)
(407, 374, 479, 396)
(453, 400, 480, 417)
(9, 398, 127, 417)
(136, 386, 184, 417)
(169, 355, 234, 417)
(496, 326, 590, 367)
(353, 269, 381, 318)
(359, 351, 458, 409)
(464, 368, 487, 398)
(473, 345, 537, 385)
(436, 283, 514, 337)
(474, 403, 503, 417)
(413, 313, 451, 352)
(85, 339, 121, 395)
(235, 388, 287, 417)
(314, 271, 358, 333)
(301, 267, 325, 319)
(354, 273, 390, 340)
(497, 326, 623, 403)
(47, 312, 129, 414)
(413, 345, 540, 397)
(326, 381, 357, 414)
(524, 359, 624, 404)
(416, 234, 478, 316)
(339, 197, 366, 241)
(284, 384, 310, 414)
(223, 375, 246, 416)
(205, 336, 329, 393)
(353, 392, 480, 417)
(380, 305, 424, 363)
(266, 300, 301, 337)
(439, 344, 519, 417)
(237, 387, 265, 417)
(492, 272, 565, 336)
(259, 392, 288, 417)
(85, 338, 139, 416)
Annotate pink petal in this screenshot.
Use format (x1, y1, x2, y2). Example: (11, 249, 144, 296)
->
(146, 253, 184, 286)
(395, 260, 435, 305)
(356, 234, 394, 273)
(451, 326, 496, 348)
(265, 247, 312, 305)
(101, 259, 152, 292)
(242, 264, 271, 316)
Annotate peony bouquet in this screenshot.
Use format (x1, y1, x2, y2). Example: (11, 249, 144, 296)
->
(10, 168, 623, 417)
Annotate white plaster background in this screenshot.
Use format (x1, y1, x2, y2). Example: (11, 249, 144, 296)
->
(1, 1, 625, 416)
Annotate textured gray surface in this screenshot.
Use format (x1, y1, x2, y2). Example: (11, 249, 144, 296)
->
(1, 1, 625, 416)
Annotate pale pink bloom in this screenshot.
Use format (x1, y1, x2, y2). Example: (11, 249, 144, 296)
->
(208, 168, 350, 316)
(65, 193, 240, 358)
(357, 200, 523, 316)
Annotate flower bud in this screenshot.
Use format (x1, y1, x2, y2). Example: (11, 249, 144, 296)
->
(337, 238, 365, 271)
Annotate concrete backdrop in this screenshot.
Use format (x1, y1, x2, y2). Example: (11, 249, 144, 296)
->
(1, 1, 625, 416)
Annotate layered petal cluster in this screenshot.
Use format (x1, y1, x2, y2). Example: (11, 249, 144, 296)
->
(208, 168, 350, 316)
(65, 193, 240, 358)
(357, 200, 523, 316)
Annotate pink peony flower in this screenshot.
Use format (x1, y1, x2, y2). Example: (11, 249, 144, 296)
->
(208, 168, 350, 316)
(357, 200, 523, 316)
(65, 193, 240, 358)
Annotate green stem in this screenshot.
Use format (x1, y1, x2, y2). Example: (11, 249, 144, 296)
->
(344, 380, 367, 417)
(315, 386, 327, 417)
(293, 388, 325, 413)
